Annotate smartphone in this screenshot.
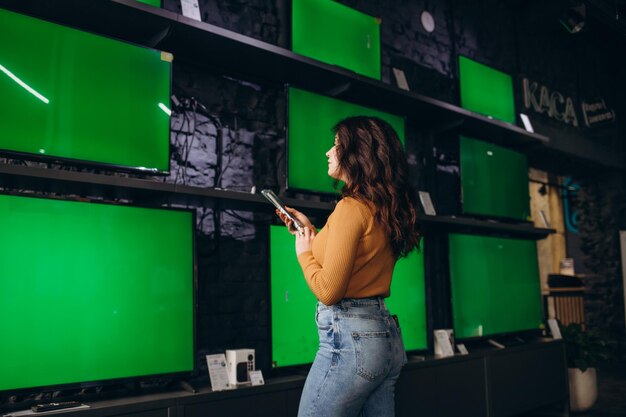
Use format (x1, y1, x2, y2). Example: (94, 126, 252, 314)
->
(261, 189, 304, 233)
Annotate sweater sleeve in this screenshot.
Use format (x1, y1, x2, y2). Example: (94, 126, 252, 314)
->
(297, 199, 367, 305)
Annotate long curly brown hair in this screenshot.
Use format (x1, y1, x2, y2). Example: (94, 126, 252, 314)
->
(333, 116, 421, 258)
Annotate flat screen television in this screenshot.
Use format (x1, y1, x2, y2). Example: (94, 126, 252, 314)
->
(288, 87, 405, 195)
(292, 0, 381, 79)
(0, 7, 171, 173)
(0, 193, 195, 393)
(137, 0, 162, 6)
(458, 55, 516, 124)
(460, 135, 530, 221)
(270, 225, 426, 368)
(448, 233, 543, 340)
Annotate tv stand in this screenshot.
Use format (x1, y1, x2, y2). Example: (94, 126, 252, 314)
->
(179, 380, 197, 394)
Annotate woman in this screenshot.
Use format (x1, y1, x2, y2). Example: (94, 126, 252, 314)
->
(277, 116, 421, 417)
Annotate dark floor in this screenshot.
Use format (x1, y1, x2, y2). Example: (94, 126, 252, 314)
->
(524, 363, 626, 417)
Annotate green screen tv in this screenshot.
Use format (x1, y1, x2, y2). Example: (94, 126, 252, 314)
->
(0, 7, 171, 173)
(270, 225, 426, 368)
(460, 135, 530, 221)
(459, 56, 516, 124)
(448, 233, 543, 340)
(0, 194, 195, 393)
(292, 0, 381, 79)
(137, 0, 162, 6)
(288, 87, 405, 194)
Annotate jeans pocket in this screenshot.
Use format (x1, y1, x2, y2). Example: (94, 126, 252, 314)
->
(352, 331, 391, 382)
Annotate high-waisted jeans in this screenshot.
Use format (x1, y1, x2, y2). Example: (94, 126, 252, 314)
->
(297, 297, 407, 417)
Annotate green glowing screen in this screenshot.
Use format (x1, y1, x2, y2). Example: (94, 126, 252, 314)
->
(292, 0, 381, 79)
(459, 56, 516, 124)
(460, 136, 530, 221)
(137, 0, 162, 6)
(0, 194, 194, 392)
(288, 87, 405, 194)
(270, 225, 426, 367)
(449, 233, 543, 339)
(0, 8, 171, 172)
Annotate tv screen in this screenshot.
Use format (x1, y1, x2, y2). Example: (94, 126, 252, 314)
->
(0, 7, 171, 173)
(137, 0, 162, 6)
(448, 233, 543, 340)
(0, 194, 195, 393)
(292, 0, 381, 79)
(460, 135, 530, 221)
(270, 225, 426, 367)
(288, 87, 405, 194)
(459, 56, 516, 124)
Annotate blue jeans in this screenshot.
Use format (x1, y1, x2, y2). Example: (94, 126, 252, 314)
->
(298, 297, 407, 417)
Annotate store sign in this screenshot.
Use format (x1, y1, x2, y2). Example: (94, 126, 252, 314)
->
(522, 78, 579, 127)
(581, 99, 616, 127)
(522, 78, 616, 129)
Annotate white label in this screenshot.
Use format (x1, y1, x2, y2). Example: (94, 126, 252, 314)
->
(181, 0, 201, 21)
(249, 370, 265, 386)
(434, 329, 454, 358)
(520, 113, 535, 133)
(418, 191, 436, 216)
(206, 354, 233, 391)
(392, 68, 410, 91)
(457, 343, 469, 355)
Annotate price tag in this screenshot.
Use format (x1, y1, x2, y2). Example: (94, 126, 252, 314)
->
(206, 354, 233, 391)
(181, 0, 201, 21)
(249, 370, 265, 386)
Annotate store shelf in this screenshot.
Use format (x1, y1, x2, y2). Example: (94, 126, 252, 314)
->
(418, 214, 555, 240)
(0, 0, 549, 154)
(0, 164, 555, 239)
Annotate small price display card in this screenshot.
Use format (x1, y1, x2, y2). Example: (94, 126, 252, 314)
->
(249, 370, 265, 386)
(206, 354, 233, 391)
(181, 0, 201, 21)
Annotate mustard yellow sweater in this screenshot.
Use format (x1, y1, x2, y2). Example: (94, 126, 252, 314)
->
(297, 197, 395, 305)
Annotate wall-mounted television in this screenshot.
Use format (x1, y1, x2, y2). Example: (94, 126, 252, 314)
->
(0, 193, 195, 393)
(137, 0, 162, 7)
(448, 233, 543, 340)
(459, 56, 516, 124)
(0, 7, 171, 173)
(288, 87, 405, 195)
(292, 0, 381, 79)
(270, 225, 426, 367)
(460, 135, 530, 221)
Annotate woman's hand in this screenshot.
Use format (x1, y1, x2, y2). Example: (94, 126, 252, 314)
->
(275, 206, 315, 235)
(295, 226, 316, 255)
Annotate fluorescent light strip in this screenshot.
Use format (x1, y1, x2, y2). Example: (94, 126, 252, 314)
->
(158, 102, 171, 116)
(0, 63, 49, 104)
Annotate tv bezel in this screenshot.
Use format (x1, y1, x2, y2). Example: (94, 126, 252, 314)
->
(446, 232, 544, 342)
(285, 85, 407, 197)
(459, 135, 531, 223)
(267, 223, 431, 371)
(289, 0, 382, 79)
(0, 191, 197, 398)
(0, 6, 172, 175)
(457, 54, 516, 125)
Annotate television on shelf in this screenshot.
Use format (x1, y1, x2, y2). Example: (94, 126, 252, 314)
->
(136, 0, 162, 7)
(0, 193, 195, 394)
(448, 233, 543, 340)
(458, 55, 516, 124)
(0, 7, 172, 173)
(460, 135, 530, 221)
(287, 87, 405, 195)
(292, 0, 381, 79)
(270, 225, 426, 368)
